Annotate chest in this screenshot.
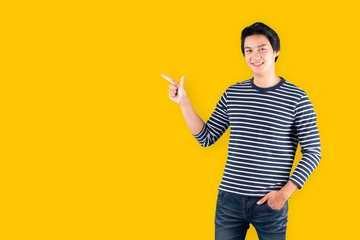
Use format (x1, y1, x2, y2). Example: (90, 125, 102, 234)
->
(226, 92, 296, 132)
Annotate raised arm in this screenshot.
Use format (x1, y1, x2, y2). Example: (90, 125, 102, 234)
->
(162, 73, 230, 147)
(191, 90, 230, 147)
(161, 73, 204, 135)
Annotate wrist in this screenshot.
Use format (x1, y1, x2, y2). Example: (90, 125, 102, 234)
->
(279, 189, 291, 201)
(280, 180, 298, 200)
(179, 98, 190, 108)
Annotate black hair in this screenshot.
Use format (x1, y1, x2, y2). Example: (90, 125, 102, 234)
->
(241, 22, 280, 62)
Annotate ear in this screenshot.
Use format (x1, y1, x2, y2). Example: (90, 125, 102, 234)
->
(274, 50, 279, 57)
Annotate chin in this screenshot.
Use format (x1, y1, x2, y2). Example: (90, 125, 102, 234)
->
(252, 69, 264, 74)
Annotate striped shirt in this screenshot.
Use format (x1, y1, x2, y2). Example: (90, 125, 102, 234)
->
(193, 76, 321, 197)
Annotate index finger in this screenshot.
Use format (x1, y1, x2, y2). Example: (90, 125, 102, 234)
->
(161, 73, 177, 84)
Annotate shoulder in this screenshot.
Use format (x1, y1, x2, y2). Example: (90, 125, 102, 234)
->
(281, 79, 318, 111)
(226, 79, 251, 92)
(216, 80, 251, 101)
(280, 78, 307, 100)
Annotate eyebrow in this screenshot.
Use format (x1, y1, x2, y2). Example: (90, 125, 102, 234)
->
(245, 44, 267, 49)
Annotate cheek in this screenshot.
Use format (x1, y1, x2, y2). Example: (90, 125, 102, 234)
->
(264, 53, 275, 62)
(247, 60, 255, 67)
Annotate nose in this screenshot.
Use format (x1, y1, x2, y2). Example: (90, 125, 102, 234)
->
(254, 52, 261, 60)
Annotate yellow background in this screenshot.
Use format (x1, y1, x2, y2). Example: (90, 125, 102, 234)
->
(0, 0, 358, 239)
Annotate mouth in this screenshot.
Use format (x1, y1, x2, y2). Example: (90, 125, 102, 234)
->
(252, 62, 264, 67)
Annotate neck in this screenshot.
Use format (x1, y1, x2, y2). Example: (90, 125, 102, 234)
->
(253, 71, 280, 88)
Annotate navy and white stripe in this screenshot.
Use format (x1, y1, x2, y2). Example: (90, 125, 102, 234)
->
(193, 76, 321, 196)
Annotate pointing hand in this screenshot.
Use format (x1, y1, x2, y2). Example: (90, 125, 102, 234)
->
(161, 73, 188, 105)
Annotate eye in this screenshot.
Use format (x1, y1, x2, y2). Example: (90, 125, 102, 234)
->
(260, 48, 266, 51)
(246, 50, 252, 53)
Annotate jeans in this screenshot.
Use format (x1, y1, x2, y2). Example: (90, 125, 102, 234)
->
(215, 189, 288, 240)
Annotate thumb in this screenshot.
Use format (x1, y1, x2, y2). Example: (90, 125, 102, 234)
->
(180, 75, 185, 88)
(257, 194, 270, 205)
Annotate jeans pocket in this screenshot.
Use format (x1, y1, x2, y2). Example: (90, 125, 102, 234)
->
(265, 200, 287, 211)
(217, 190, 229, 202)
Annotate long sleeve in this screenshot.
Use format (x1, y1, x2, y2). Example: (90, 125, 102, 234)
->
(192, 90, 230, 147)
(289, 93, 322, 189)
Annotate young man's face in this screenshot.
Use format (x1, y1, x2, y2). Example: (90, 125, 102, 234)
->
(244, 34, 279, 75)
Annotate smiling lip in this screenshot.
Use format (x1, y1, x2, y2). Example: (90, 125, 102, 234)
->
(252, 62, 264, 67)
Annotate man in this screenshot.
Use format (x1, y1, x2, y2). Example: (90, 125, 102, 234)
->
(161, 22, 321, 240)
